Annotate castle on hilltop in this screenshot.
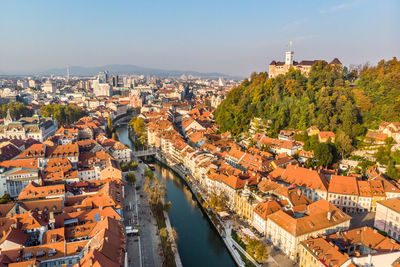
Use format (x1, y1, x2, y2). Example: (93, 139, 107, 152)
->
(268, 50, 342, 78)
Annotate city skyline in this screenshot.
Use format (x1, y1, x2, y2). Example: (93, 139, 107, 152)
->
(1, 0, 399, 76)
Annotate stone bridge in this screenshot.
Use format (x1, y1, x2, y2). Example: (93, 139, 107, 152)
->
(134, 148, 158, 157)
(114, 115, 133, 127)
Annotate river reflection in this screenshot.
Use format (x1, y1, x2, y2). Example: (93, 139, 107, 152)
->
(117, 126, 235, 267)
(154, 164, 235, 267)
(157, 165, 201, 216)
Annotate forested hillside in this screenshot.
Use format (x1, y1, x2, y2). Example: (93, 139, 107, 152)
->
(215, 57, 400, 138)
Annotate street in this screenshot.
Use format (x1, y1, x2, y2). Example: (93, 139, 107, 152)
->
(123, 159, 162, 267)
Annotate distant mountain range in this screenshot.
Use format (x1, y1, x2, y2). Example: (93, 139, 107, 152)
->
(0, 64, 237, 79)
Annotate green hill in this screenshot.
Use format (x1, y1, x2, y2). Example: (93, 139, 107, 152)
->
(215, 57, 400, 138)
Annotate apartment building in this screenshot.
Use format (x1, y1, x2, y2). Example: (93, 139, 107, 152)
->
(266, 199, 351, 260)
(375, 198, 400, 241)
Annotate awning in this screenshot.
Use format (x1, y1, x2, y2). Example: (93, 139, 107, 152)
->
(241, 228, 258, 239)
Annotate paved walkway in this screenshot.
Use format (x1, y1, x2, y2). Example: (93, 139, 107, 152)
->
(124, 161, 162, 267)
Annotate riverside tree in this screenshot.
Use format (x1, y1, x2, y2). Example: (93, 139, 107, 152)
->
(143, 177, 166, 206)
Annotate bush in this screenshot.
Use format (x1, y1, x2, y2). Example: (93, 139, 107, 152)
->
(120, 162, 129, 172)
(126, 173, 136, 184)
(129, 161, 138, 170)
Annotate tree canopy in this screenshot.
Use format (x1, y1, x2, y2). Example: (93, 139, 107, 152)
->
(129, 117, 147, 146)
(40, 104, 87, 126)
(355, 58, 400, 124)
(126, 173, 136, 184)
(0, 102, 33, 119)
(143, 177, 166, 205)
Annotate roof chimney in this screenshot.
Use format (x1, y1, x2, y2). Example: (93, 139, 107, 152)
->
(327, 211, 332, 221)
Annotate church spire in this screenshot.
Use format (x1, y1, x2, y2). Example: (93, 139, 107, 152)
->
(4, 109, 13, 125)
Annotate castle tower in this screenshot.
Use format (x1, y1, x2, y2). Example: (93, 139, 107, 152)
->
(285, 51, 294, 66)
(285, 41, 294, 66)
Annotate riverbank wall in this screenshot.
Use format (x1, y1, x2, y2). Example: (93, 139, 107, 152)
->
(154, 153, 246, 267)
(163, 210, 183, 267)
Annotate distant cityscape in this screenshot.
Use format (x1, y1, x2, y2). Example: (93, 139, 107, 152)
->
(0, 46, 400, 267)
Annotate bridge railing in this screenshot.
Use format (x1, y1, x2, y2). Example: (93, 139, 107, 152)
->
(133, 148, 158, 156)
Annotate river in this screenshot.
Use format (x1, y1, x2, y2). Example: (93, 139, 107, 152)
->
(117, 125, 236, 267)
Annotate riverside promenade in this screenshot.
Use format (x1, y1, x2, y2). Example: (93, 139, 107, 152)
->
(154, 152, 263, 267)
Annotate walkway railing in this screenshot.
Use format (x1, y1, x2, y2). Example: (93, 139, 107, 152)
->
(227, 227, 262, 267)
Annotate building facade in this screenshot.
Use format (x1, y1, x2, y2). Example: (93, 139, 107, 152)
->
(0, 110, 58, 142)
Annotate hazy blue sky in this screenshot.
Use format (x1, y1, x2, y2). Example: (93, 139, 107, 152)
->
(0, 0, 399, 76)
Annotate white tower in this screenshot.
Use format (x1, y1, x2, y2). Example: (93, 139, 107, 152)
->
(218, 77, 225, 87)
(285, 41, 294, 66)
(66, 64, 70, 81)
(285, 51, 294, 66)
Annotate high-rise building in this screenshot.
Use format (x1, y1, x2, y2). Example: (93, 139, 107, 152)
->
(28, 79, 38, 89)
(17, 80, 28, 89)
(93, 71, 112, 96)
(92, 80, 112, 96)
(123, 77, 135, 88)
(98, 71, 109, 84)
(67, 64, 70, 81)
(42, 80, 56, 93)
(112, 75, 119, 87)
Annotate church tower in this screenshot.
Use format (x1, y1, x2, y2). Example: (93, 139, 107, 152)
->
(4, 109, 13, 125)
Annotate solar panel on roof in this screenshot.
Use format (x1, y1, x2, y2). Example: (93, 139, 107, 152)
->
(94, 213, 100, 222)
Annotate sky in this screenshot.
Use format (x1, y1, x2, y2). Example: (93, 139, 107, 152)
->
(0, 0, 399, 77)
